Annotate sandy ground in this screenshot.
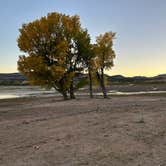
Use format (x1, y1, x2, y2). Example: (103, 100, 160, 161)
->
(0, 95, 166, 166)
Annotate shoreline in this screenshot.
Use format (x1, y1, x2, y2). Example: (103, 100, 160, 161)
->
(0, 91, 166, 102)
(1, 83, 166, 100)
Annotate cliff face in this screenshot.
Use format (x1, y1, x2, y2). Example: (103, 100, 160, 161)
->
(0, 73, 165, 85)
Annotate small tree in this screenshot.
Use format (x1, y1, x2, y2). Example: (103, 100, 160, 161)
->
(95, 32, 116, 98)
(76, 29, 95, 98)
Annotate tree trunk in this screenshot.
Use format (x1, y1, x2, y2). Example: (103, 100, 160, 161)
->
(88, 69, 93, 98)
(70, 79, 76, 99)
(96, 69, 108, 98)
(62, 91, 68, 100)
(53, 85, 68, 100)
(101, 68, 107, 98)
(101, 80, 107, 98)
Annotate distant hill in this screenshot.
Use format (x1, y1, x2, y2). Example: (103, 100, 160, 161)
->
(0, 73, 165, 85)
(107, 74, 166, 84)
(0, 73, 27, 85)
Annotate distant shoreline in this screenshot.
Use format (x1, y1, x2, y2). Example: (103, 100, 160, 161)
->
(1, 83, 166, 100)
(0, 91, 166, 101)
(0, 73, 166, 86)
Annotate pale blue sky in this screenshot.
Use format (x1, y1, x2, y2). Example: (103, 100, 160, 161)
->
(0, 0, 166, 76)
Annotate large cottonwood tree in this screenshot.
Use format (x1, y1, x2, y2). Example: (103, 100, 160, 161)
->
(18, 12, 87, 99)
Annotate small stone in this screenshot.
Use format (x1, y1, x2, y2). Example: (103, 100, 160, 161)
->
(33, 145, 40, 150)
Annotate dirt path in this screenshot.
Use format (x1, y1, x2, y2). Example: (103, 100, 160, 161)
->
(0, 96, 166, 166)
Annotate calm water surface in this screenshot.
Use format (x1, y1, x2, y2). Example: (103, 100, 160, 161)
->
(0, 86, 56, 99)
(0, 86, 166, 99)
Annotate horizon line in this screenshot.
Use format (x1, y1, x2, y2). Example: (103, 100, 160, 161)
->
(0, 72, 165, 78)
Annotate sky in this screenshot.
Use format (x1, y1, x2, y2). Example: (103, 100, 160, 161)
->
(0, 0, 166, 76)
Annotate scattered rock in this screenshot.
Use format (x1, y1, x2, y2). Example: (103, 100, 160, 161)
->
(22, 121, 29, 124)
(33, 145, 40, 150)
(56, 138, 61, 142)
(104, 134, 109, 137)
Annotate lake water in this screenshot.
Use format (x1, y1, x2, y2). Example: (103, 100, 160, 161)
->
(0, 86, 166, 99)
(0, 86, 56, 99)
